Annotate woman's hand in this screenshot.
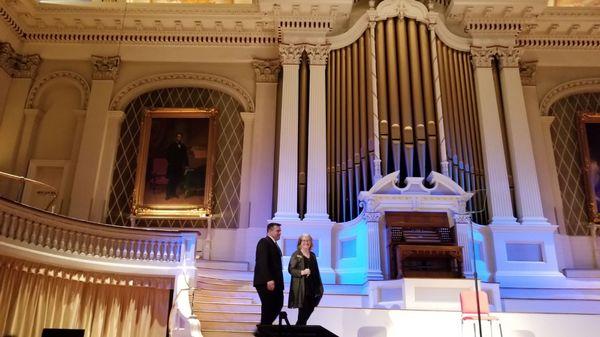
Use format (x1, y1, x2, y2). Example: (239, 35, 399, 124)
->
(301, 268, 311, 276)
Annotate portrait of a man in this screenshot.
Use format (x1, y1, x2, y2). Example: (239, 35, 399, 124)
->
(133, 108, 217, 217)
(579, 114, 600, 223)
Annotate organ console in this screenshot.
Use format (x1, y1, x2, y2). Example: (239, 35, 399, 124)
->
(385, 211, 463, 279)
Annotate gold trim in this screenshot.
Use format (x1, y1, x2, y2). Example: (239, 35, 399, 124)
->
(578, 113, 600, 224)
(132, 107, 218, 219)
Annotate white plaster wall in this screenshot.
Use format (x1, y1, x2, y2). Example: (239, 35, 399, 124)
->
(33, 83, 81, 160)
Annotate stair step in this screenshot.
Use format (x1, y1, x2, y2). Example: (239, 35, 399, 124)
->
(197, 276, 253, 287)
(198, 289, 258, 299)
(195, 303, 260, 313)
(202, 331, 254, 337)
(197, 260, 249, 271)
(194, 296, 255, 305)
(197, 281, 255, 292)
(198, 311, 261, 322)
(201, 320, 257, 332)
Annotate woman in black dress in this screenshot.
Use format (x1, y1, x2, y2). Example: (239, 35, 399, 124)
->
(288, 234, 324, 325)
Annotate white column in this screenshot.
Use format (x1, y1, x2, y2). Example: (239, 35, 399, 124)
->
(521, 61, 564, 229)
(304, 45, 330, 221)
(497, 47, 549, 226)
(238, 112, 255, 228)
(69, 56, 120, 220)
(273, 45, 302, 221)
(249, 59, 280, 227)
(470, 47, 517, 225)
(429, 24, 450, 176)
(368, 21, 383, 183)
(90, 110, 125, 222)
(365, 211, 384, 281)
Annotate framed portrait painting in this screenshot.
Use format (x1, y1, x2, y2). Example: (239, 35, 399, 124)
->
(132, 108, 218, 219)
(578, 113, 600, 224)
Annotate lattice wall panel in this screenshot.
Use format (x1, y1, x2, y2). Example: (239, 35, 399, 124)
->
(549, 93, 600, 235)
(106, 87, 244, 229)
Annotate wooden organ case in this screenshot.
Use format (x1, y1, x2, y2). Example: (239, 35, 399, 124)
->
(386, 212, 463, 279)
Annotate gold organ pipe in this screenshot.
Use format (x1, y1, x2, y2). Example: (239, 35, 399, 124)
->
(358, 35, 370, 190)
(386, 18, 402, 173)
(335, 50, 343, 221)
(446, 47, 461, 181)
(375, 21, 390, 175)
(419, 22, 438, 173)
(397, 17, 414, 177)
(327, 52, 333, 216)
(456, 52, 474, 194)
(352, 41, 362, 206)
(437, 40, 454, 167)
(451, 50, 467, 189)
(298, 54, 309, 217)
(340, 48, 349, 221)
(345, 45, 355, 219)
(408, 18, 426, 176)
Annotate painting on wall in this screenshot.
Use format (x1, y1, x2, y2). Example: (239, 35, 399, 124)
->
(132, 108, 218, 219)
(579, 112, 600, 224)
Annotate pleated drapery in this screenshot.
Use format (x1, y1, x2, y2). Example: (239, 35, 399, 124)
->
(0, 257, 171, 337)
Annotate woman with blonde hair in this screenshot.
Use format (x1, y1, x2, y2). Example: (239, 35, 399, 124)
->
(287, 233, 324, 325)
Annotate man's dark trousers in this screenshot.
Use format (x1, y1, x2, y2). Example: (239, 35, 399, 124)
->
(256, 285, 283, 325)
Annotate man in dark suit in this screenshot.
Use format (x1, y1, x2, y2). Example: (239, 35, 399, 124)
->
(253, 222, 284, 326)
(166, 132, 189, 199)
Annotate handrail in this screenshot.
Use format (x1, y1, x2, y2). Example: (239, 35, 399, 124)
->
(0, 170, 57, 211)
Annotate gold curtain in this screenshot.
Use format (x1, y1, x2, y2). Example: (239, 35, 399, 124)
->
(327, 32, 373, 222)
(437, 41, 488, 224)
(0, 257, 170, 337)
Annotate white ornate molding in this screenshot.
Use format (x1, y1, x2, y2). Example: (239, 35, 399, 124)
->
(433, 16, 472, 52)
(519, 60, 537, 86)
(279, 43, 303, 65)
(470, 46, 496, 68)
(496, 46, 522, 69)
(110, 72, 255, 112)
(26, 71, 90, 109)
(305, 44, 330, 65)
(539, 77, 600, 116)
(91, 55, 120, 81)
(376, 0, 429, 23)
(328, 12, 369, 50)
(252, 58, 281, 83)
(0, 42, 41, 79)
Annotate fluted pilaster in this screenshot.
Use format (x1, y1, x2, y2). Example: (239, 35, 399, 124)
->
(471, 46, 516, 225)
(304, 45, 330, 221)
(274, 44, 302, 220)
(497, 47, 549, 225)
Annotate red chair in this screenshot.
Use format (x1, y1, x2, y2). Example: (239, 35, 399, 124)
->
(150, 158, 169, 192)
(460, 290, 503, 337)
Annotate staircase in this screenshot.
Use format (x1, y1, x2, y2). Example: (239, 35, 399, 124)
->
(193, 261, 258, 337)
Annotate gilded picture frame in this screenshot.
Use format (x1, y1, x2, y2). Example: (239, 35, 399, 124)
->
(132, 108, 218, 219)
(578, 112, 600, 224)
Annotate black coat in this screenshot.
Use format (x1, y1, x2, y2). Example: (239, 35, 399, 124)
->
(253, 237, 284, 291)
(166, 141, 189, 178)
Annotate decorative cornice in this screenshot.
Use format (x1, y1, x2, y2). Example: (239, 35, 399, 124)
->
(0, 42, 41, 79)
(328, 12, 369, 50)
(305, 44, 330, 65)
(278, 44, 303, 65)
(496, 46, 522, 69)
(91, 55, 120, 81)
(470, 46, 495, 68)
(539, 77, 600, 116)
(26, 71, 90, 109)
(252, 58, 281, 83)
(110, 72, 254, 112)
(519, 60, 537, 86)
